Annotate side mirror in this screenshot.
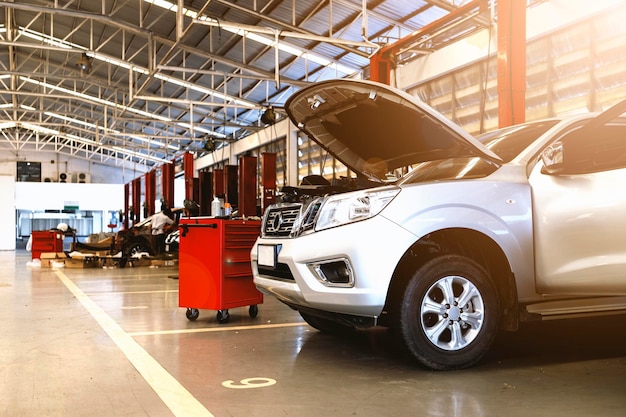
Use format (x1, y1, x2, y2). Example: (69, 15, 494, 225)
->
(540, 142, 564, 175)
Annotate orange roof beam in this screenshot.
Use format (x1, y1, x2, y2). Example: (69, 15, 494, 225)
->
(370, 0, 485, 84)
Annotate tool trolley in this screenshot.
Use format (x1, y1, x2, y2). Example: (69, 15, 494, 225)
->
(178, 217, 262, 323)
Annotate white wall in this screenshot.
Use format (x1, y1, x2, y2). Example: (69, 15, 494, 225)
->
(0, 150, 147, 184)
(15, 182, 123, 211)
(0, 176, 16, 250)
(174, 176, 185, 208)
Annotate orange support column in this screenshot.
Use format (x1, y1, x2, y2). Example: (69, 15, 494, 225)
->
(239, 155, 257, 217)
(213, 169, 225, 199)
(369, 1, 483, 86)
(145, 170, 156, 216)
(261, 153, 276, 215)
(198, 171, 214, 215)
(132, 177, 141, 224)
(123, 183, 130, 230)
(183, 151, 195, 203)
(224, 165, 238, 209)
(369, 53, 392, 85)
(497, 0, 526, 127)
(161, 162, 175, 209)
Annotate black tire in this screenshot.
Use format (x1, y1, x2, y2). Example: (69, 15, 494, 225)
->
(300, 312, 355, 335)
(217, 309, 230, 323)
(186, 308, 199, 321)
(249, 305, 259, 318)
(127, 242, 150, 257)
(395, 254, 500, 371)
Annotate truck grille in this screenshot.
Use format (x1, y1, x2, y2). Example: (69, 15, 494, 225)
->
(262, 204, 302, 237)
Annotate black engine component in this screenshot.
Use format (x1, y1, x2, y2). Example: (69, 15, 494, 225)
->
(278, 174, 381, 204)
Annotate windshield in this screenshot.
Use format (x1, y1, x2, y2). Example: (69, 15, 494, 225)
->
(397, 120, 559, 184)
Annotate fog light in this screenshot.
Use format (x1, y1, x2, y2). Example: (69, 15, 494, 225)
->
(309, 259, 354, 287)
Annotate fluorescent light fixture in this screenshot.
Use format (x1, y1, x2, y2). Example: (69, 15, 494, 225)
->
(152, 73, 254, 107)
(18, 27, 75, 49)
(0, 116, 170, 164)
(44, 111, 105, 130)
(19, 76, 227, 140)
(42, 110, 180, 151)
(20, 121, 170, 164)
(111, 146, 170, 163)
(16, 26, 256, 109)
(148, 0, 177, 11)
(4, 103, 173, 147)
(143, 0, 359, 76)
(20, 121, 58, 136)
(176, 122, 225, 138)
(20, 76, 170, 122)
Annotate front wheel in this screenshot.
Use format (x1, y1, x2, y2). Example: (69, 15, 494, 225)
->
(249, 305, 259, 318)
(395, 255, 500, 371)
(217, 309, 230, 324)
(127, 242, 151, 257)
(186, 308, 199, 321)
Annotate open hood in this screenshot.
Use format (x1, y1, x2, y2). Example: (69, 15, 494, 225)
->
(285, 79, 502, 182)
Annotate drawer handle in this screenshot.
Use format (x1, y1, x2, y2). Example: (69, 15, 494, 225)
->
(180, 223, 217, 237)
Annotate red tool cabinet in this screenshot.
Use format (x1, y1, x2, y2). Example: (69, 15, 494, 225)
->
(31, 230, 64, 260)
(178, 217, 263, 323)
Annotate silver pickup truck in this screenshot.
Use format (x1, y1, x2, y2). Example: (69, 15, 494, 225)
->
(251, 79, 626, 370)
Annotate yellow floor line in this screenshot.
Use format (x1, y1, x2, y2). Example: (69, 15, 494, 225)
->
(85, 289, 178, 295)
(129, 321, 308, 337)
(55, 269, 215, 417)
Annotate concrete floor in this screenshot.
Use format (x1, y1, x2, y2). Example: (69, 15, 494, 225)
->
(1, 249, 625, 417)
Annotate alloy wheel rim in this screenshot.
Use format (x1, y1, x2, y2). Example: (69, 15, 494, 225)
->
(420, 275, 485, 351)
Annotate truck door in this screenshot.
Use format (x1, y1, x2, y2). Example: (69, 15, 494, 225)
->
(529, 120, 626, 294)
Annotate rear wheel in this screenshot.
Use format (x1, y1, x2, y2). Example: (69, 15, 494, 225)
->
(395, 254, 500, 370)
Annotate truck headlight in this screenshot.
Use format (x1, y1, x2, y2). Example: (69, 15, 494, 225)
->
(315, 186, 400, 231)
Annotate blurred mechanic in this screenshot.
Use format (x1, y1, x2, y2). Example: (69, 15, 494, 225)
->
(151, 207, 174, 254)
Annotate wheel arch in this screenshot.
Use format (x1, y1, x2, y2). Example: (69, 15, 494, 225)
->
(383, 227, 519, 331)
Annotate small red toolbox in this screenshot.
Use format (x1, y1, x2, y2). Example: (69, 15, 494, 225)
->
(178, 217, 262, 323)
(31, 230, 64, 260)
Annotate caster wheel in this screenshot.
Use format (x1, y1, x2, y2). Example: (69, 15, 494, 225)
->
(186, 308, 199, 321)
(217, 309, 230, 323)
(249, 305, 259, 318)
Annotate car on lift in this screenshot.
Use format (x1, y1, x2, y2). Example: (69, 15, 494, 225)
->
(115, 208, 183, 256)
(251, 78, 626, 370)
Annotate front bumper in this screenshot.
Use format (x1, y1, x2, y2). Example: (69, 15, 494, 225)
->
(251, 215, 418, 319)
